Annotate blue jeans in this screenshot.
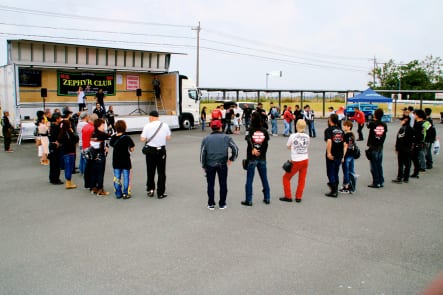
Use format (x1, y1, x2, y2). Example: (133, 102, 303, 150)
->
(113, 169, 130, 197)
(63, 154, 75, 181)
(307, 120, 316, 137)
(245, 159, 270, 203)
(369, 149, 384, 186)
(271, 119, 278, 135)
(283, 121, 291, 136)
(201, 119, 206, 131)
(342, 156, 355, 187)
(79, 146, 87, 174)
(205, 164, 228, 207)
(326, 156, 341, 185)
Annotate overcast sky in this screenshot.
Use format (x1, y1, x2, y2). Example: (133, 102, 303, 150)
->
(1, 0, 442, 91)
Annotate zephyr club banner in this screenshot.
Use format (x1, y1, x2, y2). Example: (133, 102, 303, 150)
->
(58, 71, 115, 96)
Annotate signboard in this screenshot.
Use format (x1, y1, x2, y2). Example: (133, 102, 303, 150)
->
(126, 75, 140, 90)
(57, 71, 115, 96)
(19, 69, 41, 87)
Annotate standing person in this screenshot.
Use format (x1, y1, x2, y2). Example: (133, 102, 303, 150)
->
(411, 109, 427, 178)
(268, 102, 280, 136)
(106, 105, 115, 134)
(36, 115, 50, 165)
(293, 104, 303, 123)
(304, 105, 316, 138)
(392, 115, 413, 184)
(242, 103, 253, 131)
(336, 106, 345, 128)
(324, 113, 344, 197)
(280, 119, 310, 203)
(225, 105, 234, 134)
(200, 106, 207, 131)
(76, 112, 89, 174)
(241, 112, 271, 206)
(2, 111, 14, 152)
(424, 108, 436, 170)
(283, 106, 294, 137)
(200, 120, 239, 210)
(327, 106, 335, 117)
(93, 103, 106, 119)
(220, 105, 227, 132)
(44, 108, 52, 123)
(58, 119, 79, 189)
(366, 108, 388, 188)
(349, 106, 365, 141)
(256, 102, 268, 129)
(339, 120, 357, 193)
(89, 118, 111, 196)
(152, 76, 161, 99)
(95, 88, 105, 110)
(233, 113, 241, 134)
(140, 110, 171, 199)
(211, 105, 222, 123)
(110, 120, 135, 199)
(82, 114, 98, 190)
(77, 86, 86, 111)
(48, 112, 63, 184)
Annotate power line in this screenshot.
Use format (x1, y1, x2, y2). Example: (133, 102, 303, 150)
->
(0, 4, 192, 28)
(200, 46, 367, 72)
(204, 27, 370, 61)
(201, 37, 368, 70)
(0, 22, 195, 40)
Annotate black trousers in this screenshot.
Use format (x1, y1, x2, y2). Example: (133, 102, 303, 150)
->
(49, 149, 61, 183)
(145, 147, 167, 196)
(396, 150, 411, 181)
(357, 123, 364, 140)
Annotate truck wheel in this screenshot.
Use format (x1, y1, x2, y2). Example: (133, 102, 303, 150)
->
(180, 117, 193, 129)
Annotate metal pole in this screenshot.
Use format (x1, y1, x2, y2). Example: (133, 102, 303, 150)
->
(192, 21, 201, 88)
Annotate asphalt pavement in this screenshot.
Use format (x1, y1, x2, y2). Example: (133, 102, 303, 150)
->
(0, 119, 442, 295)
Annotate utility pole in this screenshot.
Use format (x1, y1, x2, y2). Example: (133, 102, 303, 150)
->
(192, 21, 201, 87)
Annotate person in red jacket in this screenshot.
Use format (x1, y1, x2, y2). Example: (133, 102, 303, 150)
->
(349, 107, 365, 141)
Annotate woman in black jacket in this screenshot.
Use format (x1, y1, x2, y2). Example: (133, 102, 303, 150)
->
(89, 118, 111, 196)
(58, 119, 79, 189)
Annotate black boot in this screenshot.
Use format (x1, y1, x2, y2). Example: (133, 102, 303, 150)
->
(325, 183, 338, 198)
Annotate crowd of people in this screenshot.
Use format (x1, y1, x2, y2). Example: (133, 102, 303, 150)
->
(200, 102, 438, 209)
(2, 98, 439, 210)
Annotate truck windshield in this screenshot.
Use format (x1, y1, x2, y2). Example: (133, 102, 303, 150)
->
(188, 90, 199, 101)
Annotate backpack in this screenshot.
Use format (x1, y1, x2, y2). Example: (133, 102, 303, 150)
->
(425, 119, 436, 143)
(351, 143, 361, 159)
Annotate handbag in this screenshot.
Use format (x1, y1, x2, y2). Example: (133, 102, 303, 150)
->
(142, 122, 163, 155)
(282, 160, 293, 173)
(35, 137, 42, 146)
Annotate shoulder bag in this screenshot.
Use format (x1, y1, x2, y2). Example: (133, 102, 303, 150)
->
(142, 122, 163, 155)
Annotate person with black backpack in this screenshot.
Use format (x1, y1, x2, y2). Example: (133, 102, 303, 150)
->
(424, 108, 436, 169)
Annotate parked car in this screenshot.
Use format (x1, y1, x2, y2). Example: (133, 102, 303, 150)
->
(219, 101, 258, 117)
(345, 103, 378, 121)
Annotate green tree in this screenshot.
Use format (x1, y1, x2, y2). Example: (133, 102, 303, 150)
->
(368, 56, 443, 99)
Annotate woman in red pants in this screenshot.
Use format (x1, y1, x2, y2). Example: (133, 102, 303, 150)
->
(280, 119, 310, 203)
